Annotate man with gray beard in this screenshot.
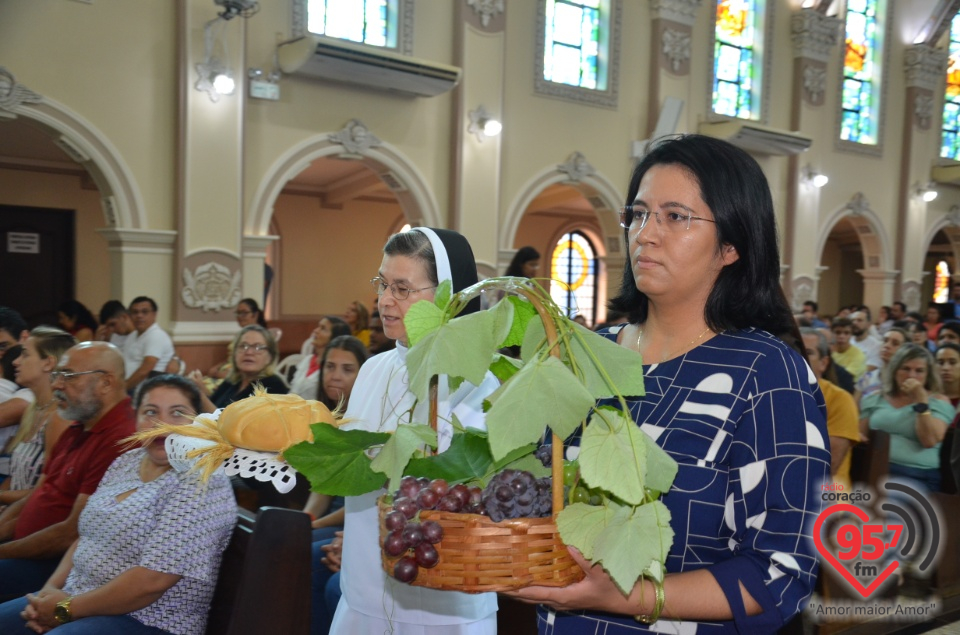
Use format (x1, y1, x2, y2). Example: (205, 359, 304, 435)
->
(0, 342, 134, 600)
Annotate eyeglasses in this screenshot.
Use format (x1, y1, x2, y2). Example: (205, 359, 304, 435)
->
(370, 277, 437, 301)
(51, 369, 107, 382)
(619, 205, 716, 232)
(237, 343, 270, 353)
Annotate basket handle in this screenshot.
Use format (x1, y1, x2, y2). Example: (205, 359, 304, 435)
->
(426, 285, 567, 515)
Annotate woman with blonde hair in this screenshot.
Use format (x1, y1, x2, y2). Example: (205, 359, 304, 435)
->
(0, 327, 76, 509)
(193, 325, 287, 413)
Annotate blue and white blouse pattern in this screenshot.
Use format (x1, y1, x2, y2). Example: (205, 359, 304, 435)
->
(65, 449, 236, 635)
(539, 327, 832, 635)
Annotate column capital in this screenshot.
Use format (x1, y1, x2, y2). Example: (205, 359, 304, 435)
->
(648, 0, 701, 26)
(791, 9, 842, 62)
(904, 44, 949, 91)
(96, 228, 177, 254)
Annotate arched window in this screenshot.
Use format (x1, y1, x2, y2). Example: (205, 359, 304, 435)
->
(550, 231, 598, 324)
(536, 0, 621, 107)
(841, 0, 883, 145)
(300, 0, 407, 50)
(712, 0, 765, 119)
(942, 13, 960, 160)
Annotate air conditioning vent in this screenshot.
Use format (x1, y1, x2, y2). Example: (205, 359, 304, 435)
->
(278, 36, 461, 98)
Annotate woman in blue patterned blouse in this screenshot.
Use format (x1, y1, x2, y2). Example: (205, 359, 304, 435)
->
(510, 135, 832, 634)
(0, 374, 236, 635)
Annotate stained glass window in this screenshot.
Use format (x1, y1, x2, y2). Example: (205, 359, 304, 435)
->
(307, 0, 396, 48)
(544, 0, 603, 90)
(713, 0, 759, 119)
(935, 261, 951, 303)
(942, 14, 960, 160)
(550, 231, 597, 323)
(841, 0, 880, 144)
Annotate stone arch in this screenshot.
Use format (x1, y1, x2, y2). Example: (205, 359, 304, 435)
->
(0, 66, 146, 229)
(500, 157, 624, 261)
(247, 129, 441, 236)
(816, 193, 891, 272)
(923, 209, 960, 271)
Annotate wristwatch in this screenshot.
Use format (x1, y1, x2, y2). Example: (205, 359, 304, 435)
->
(913, 402, 930, 414)
(53, 597, 73, 624)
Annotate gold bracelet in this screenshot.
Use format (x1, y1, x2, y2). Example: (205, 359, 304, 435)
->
(634, 577, 665, 624)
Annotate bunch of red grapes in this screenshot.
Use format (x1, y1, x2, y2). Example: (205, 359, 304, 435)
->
(383, 469, 553, 583)
(383, 476, 484, 583)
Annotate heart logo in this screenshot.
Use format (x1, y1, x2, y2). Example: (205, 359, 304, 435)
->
(813, 503, 899, 598)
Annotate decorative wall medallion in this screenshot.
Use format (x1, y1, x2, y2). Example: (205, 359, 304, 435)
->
(914, 92, 934, 130)
(802, 63, 827, 104)
(790, 9, 842, 63)
(328, 119, 382, 156)
(557, 152, 595, 183)
(649, 0, 701, 26)
(181, 262, 242, 311)
(662, 28, 691, 73)
(0, 67, 43, 114)
(466, 0, 504, 27)
(903, 282, 921, 312)
(791, 276, 815, 311)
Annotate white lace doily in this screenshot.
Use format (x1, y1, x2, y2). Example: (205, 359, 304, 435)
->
(165, 425, 301, 494)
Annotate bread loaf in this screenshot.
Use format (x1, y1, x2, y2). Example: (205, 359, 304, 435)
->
(217, 389, 335, 452)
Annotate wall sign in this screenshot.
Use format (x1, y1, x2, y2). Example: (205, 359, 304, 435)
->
(7, 232, 39, 254)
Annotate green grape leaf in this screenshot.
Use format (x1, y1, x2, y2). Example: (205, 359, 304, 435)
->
(566, 322, 646, 399)
(404, 300, 445, 348)
(448, 376, 466, 393)
(484, 356, 594, 461)
(449, 412, 465, 433)
(579, 407, 649, 505)
(606, 502, 673, 593)
(556, 502, 619, 561)
(641, 431, 678, 494)
(592, 501, 673, 595)
(500, 295, 539, 348)
(433, 279, 452, 311)
(406, 304, 511, 401)
(404, 428, 494, 483)
(489, 354, 522, 383)
(284, 424, 391, 496)
(495, 449, 550, 479)
(369, 423, 438, 493)
(520, 317, 548, 362)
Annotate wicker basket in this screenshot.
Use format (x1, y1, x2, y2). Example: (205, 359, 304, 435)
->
(378, 498, 584, 592)
(378, 287, 586, 592)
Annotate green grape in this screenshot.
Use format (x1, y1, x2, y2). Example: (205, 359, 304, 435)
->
(562, 461, 579, 487)
(645, 488, 661, 501)
(588, 488, 602, 506)
(572, 486, 590, 503)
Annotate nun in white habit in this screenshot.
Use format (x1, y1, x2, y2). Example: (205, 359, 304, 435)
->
(329, 228, 499, 634)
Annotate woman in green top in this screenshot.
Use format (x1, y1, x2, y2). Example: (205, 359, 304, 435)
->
(861, 343, 952, 491)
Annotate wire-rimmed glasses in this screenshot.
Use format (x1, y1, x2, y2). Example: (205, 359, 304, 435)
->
(618, 205, 716, 232)
(370, 277, 437, 301)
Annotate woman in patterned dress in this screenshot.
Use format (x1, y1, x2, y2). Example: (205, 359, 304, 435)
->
(510, 135, 832, 634)
(0, 374, 236, 635)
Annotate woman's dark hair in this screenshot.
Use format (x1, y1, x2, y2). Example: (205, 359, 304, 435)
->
(324, 316, 352, 341)
(504, 246, 540, 278)
(609, 134, 802, 355)
(349, 302, 370, 332)
(0, 345, 22, 383)
(383, 231, 438, 285)
(316, 335, 369, 411)
(238, 298, 268, 328)
(133, 373, 203, 414)
(938, 320, 960, 342)
(58, 300, 98, 332)
(936, 342, 960, 360)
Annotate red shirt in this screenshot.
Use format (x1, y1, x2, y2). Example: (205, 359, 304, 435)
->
(14, 397, 136, 540)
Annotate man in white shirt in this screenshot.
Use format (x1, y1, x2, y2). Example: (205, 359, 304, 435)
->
(96, 300, 134, 350)
(0, 307, 31, 428)
(122, 296, 174, 392)
(850, 310, 882, 373)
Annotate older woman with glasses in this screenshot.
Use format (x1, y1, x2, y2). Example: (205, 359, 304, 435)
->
(193, 325, 287, 413)
(206, 299, 269, 380)
(509, 135, 830, 634)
